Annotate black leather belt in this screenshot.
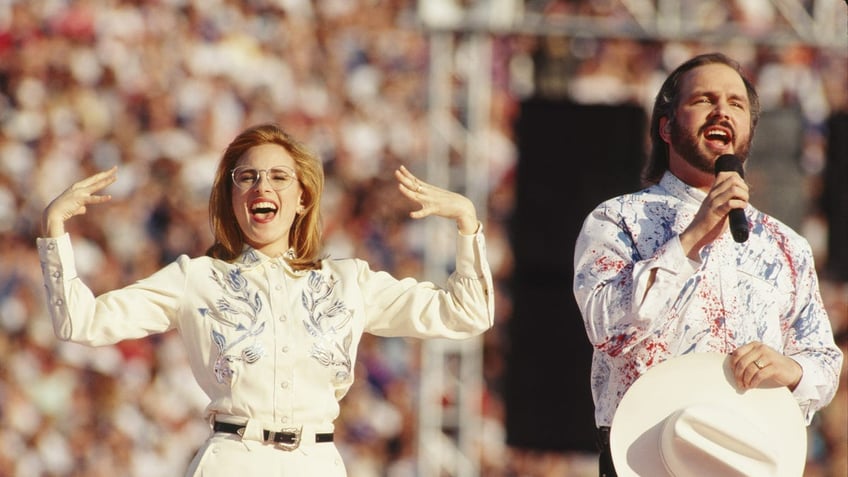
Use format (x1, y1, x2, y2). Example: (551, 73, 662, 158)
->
(213, 420, 333, 450)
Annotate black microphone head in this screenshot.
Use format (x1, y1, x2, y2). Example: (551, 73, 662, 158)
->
(714, 154, 744, 178)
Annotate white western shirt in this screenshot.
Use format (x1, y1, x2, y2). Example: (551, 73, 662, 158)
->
(38, 229, 494, 434)
(573, 172, 843, 427)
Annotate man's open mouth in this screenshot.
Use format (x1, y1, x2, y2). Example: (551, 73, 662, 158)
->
(704, 126, 732, 145)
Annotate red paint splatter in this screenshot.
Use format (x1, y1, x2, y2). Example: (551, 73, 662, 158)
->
(594, 255, 627, 274)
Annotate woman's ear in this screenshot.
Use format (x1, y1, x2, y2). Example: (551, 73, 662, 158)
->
(296, 193, 305, 214)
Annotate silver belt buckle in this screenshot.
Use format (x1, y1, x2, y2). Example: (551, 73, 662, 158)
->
(270, 426, 302, 451)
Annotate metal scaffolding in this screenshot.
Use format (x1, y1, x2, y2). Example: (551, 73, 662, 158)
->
(414, 1, 846, 475)
(416, 29, 493, 477)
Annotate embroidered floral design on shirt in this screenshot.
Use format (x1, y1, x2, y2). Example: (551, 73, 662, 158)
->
(202, 267, 267, 384)
(301, 271, 353, 384)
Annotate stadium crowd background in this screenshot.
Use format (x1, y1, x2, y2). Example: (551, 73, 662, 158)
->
(0, 1, 845, 476)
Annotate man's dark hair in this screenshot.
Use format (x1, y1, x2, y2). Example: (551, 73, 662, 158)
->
(643, 52, 761, 185)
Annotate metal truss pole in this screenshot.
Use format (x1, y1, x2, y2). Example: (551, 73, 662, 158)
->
(417, 25, 492, 477)
(472, 0, 846, 48)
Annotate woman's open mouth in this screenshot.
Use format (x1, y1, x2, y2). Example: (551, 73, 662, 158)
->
(250, 200, 278, 222)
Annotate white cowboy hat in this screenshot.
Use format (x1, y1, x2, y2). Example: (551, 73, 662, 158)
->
(610, 352, 807, 476)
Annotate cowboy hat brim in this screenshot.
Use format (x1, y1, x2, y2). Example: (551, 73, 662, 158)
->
(610, 352, 806, 476)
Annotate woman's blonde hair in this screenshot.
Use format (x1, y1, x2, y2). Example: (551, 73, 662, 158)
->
(206, 123, 324, 270)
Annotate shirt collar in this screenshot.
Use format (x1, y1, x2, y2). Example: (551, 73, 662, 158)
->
(234, 246, 305, 275)
(659, 171, 707, 205)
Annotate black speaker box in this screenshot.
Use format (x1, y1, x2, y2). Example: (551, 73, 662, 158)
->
(505, 98, 645, 452)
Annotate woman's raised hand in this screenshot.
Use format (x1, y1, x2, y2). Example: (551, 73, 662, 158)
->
(42, 167, 118, 237)
(394, 165, 479, 235)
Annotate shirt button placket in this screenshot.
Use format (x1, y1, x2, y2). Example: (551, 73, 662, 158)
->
(269, 264, 294, 428)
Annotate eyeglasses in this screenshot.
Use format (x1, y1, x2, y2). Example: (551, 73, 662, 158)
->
(231, 165, 298, 191)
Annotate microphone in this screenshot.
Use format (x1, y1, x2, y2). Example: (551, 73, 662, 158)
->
(714, 154, 749, 243)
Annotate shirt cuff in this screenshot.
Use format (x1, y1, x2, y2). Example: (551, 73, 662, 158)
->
(789, 354, 825, 422)
(37, 233, 79, 282)
(458, 221, 482, 237)
(633, 235, 699, 304)
(455, 223, 487, 278)
(654, 235, 700, 275)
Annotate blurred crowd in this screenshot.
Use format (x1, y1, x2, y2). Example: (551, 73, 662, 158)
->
(0, 0, 845, 476)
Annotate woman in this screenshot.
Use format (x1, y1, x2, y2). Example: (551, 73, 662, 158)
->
(37, 123, 494, 476)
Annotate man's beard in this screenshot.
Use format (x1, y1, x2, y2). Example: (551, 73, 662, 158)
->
(669, 119, 751, 172)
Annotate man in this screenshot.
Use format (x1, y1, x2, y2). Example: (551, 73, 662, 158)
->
(572, 53, 843, 476)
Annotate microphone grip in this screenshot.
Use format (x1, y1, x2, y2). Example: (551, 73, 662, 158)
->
(714, 154, 749, 243)
(728, 209, 749, 243)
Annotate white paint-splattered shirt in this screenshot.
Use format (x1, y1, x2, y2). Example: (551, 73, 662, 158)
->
(38, 229, 493, 439)
(573, 172, 842, 427)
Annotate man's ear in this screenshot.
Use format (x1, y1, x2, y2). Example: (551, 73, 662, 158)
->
(659, 117, 672, 144)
